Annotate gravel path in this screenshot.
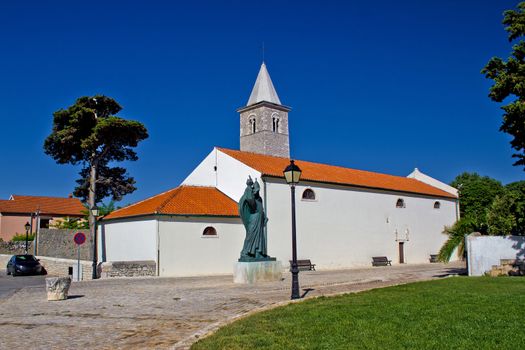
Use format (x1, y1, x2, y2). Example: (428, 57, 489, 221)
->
(0, 262, 465, 349)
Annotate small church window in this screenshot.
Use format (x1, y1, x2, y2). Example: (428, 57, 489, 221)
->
(202, 226, 217, 236)
(273, 117, 280, 133)
(396, 198, 405, 208)
(434, 201, 441, 209)
(302, 188, 316, 201)
(250, 118, 256, 134)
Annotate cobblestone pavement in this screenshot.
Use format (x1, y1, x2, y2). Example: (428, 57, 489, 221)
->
(0, 262, 465, 349)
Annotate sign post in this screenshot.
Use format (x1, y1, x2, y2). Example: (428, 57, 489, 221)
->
(73, 232, 86, 281)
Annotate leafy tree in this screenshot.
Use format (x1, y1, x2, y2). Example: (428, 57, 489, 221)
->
(440, 172, 503, 262)
(482, 2, 525, 170)
(450, 172, 505, 222)
(51, 216, 89, 230)
(438, 217, 480, 263)
(98, 200, 116, 217)
(44, 95, 148, 231)
(506, 180, 525, 234)
(486, 194, 517, 235)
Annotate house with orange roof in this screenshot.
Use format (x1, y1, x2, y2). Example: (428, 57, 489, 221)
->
(99, 63, 459, 277)
(0, 194, 85, 241)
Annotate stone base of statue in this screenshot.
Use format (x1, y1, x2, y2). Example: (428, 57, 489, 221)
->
(234, 260, 283, 284)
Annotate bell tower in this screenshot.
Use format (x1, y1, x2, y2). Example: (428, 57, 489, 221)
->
(237, 63, 291, 158)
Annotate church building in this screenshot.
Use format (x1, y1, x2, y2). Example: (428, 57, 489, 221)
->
(100, 63, 459, 277)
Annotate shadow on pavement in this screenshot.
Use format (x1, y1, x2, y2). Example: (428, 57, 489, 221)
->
(301, 288, 315, 298)
(433, 267, 467, 278)
(67, 295, 85, 300)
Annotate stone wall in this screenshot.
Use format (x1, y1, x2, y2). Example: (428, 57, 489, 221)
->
(0, 241, 34, 255)
(0, 254, 10, 266)
(100, 261, 156, 278)
(37, 228, 92, 260)
(0, 254, 94, 280)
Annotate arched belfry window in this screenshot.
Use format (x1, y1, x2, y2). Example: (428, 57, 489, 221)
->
(250, 118, 256, 134)
(434, 201, 441, 209)
(302, 188, 316, 201)
(396, 198, 405, 208)
(272, 116, 280, 133)
(202, 226, 217, 236)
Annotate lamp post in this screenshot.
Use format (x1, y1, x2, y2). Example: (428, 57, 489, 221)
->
(91, 206, 99, 279)
(24, 221, 31, 254)
(283, 159, 302, 300)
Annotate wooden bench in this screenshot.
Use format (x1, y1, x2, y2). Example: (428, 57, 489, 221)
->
(290, 259, 316, 271)
(372, 256, 392, 266)
(429, 254, 439, 263)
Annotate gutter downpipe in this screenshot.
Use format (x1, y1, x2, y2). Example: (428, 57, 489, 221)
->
(156, 213, 160, 276)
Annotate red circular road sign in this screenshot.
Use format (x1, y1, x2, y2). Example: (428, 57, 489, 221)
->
(74, 232, 86, 245)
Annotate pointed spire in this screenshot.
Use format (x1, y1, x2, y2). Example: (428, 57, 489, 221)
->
(247, 62, 282, 106)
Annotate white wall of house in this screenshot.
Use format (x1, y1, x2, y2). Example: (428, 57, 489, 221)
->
(466, 234, 525, 276)
(157, 216, 244, 276)
(101, 218, 157, 262)
(264, 179, 457, 269)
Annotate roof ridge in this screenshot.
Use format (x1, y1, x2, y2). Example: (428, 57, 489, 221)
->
(10, 194, 79, 199)
(156, 187, 183, 213)
(217, 147, 415, 181)
(216, 147, 456, 199)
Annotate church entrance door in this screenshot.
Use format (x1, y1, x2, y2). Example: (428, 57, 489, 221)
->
(398, 242, 405, 264)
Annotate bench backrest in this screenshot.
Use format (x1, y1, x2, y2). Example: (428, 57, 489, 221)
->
(372, 257, 389, 262)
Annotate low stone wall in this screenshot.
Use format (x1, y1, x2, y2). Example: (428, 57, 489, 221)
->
(100, 261, 156, 278)
(0, 254, 10, 267)
(0, 241, 34, 255)
(39, 256, 94, 280)
(0, 254, 93, 281)
(37, 229, 92, 260)
(488, 259, 525, 277)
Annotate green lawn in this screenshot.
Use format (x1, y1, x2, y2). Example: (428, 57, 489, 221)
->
(192, 277, 525, 350)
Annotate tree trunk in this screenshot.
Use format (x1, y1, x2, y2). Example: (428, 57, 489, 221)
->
(89, 160, 97, 279)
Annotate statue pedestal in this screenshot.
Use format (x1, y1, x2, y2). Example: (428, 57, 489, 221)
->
(234, 261, 283, 284)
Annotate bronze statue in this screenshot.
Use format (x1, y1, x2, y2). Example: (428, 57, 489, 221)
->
(238, 177, 274, 262)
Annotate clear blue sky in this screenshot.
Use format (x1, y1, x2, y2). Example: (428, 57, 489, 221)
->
(0, 0, 522, 206)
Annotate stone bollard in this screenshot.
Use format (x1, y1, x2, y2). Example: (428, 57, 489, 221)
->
(45, 277, 72, 301)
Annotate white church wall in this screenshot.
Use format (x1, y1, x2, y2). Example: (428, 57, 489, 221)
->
(182, 148, 217, 187)
(181, 148, 262, 203)
(101, 218, 157, 262)
(216, 150, 261, 202)
(263, 179, 457, 269)
(158, 216, 244, 277)
(407, 168, 458, 196)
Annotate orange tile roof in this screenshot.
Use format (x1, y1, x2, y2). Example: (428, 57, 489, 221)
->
(104, 186, 239, 220)
(218, 148, 457, 199)
(0, 195, 85, 216)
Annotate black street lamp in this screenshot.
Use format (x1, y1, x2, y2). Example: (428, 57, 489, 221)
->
(283, 159, 302, 300)
(91, 206, 99, 279)
(24, 221, 31, 254)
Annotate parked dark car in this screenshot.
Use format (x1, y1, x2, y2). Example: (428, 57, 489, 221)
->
(6, 255, 46, 276)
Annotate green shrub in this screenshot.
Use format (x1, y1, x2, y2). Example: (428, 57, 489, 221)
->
(11, 233, 35, 242)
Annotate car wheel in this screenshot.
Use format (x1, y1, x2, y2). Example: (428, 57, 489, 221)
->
(6, 269, 10, 275)
(11, 270, 17, 277)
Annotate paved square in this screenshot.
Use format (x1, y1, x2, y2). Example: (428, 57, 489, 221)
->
(0, 262, 464, 349)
